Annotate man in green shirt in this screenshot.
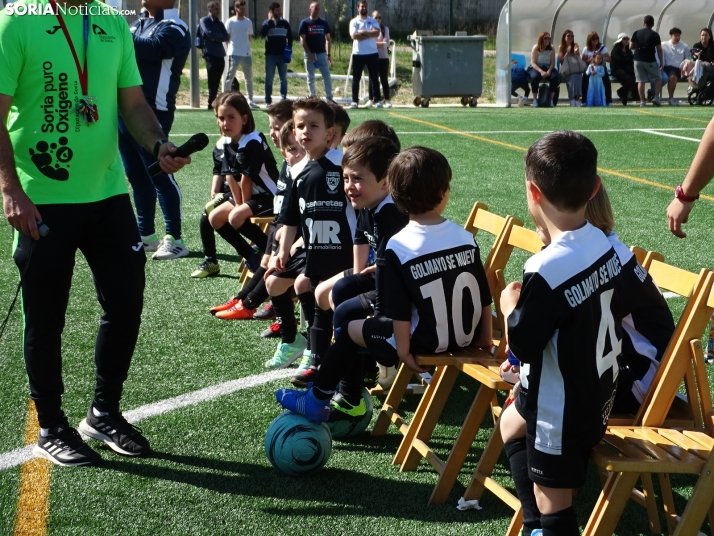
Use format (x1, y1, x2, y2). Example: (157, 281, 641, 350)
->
(0, 0, 191, 466)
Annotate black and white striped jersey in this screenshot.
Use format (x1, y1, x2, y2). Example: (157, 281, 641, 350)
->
(224, 131, 279, 196)
(607, 232, 675, 403)
(508, 223, 625, 456)
(383, 219, 491, 354)
(279, 149, 356, 279)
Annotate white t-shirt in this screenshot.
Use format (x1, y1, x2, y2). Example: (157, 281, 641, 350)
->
(350, 16, 379, 55)
(662, 40, 690, 67)
(226, 17, 253, 56)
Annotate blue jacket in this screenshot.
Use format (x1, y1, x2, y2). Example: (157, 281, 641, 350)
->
(130, 9, 191, 113)
(199, 14, 228, 57)
(260, 18, 292, 56)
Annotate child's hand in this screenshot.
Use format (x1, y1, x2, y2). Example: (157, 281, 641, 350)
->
(275, 249, 289, 272)
(360, 265, 376, 275)
(399, 352, 430, 374)
(500, 282, 522, 319)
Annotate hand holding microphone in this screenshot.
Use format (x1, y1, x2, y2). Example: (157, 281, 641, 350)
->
(148, 133, 209, 176)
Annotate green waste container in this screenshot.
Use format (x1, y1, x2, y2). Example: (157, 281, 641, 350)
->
(410, 34, 487, 107)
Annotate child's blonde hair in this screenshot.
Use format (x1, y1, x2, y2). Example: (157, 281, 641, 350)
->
(585, 184, 615, 236)
(279, 118, 296, 150)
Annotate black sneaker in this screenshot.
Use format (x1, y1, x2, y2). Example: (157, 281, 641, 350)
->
(254, 302, 276, 320)
(34, 425, 102, 467)
(290, 366, 318, 388)
(329, 392, 367, 421)
(79, 406, 150, 456)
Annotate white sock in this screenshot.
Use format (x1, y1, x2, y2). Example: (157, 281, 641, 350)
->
(93, 407, 110, 417)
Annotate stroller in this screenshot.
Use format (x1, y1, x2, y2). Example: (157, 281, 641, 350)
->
(687, 59, 714, 105)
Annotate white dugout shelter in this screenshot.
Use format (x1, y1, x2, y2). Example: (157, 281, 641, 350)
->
(495, 0, 714, 105)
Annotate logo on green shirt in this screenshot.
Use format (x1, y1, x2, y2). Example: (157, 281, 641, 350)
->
(29, 137, 73, 181)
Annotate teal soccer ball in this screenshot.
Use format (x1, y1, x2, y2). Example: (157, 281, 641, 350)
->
(265, 412, 332, 476)
(327, 388, 374, 439)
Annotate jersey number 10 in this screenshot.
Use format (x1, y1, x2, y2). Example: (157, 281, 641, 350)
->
(420, 272, 482, 352)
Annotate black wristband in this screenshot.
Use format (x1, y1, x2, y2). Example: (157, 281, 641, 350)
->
(153, 139, 169, 158)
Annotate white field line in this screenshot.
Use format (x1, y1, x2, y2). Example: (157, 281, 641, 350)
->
(663, 292, 681, 299)
(639, 129, 702, 143)
(170, 127, 705, 137)
(0, 369, 293, 471)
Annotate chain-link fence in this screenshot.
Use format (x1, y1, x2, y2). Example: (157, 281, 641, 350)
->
(121, 0, 502, 36)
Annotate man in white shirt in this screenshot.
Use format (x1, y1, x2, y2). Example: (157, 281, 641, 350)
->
(661, 27, 690, 105)
(224, 0, 258, 108)
(349, 0, 381, 109)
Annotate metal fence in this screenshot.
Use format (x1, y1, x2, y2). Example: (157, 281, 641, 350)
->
(121, 0, 502, 35)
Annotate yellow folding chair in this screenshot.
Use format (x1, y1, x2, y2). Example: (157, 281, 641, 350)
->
(236, 216, 274, 286)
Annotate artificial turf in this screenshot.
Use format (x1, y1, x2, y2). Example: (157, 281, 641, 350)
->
(0, 105, 712, 535)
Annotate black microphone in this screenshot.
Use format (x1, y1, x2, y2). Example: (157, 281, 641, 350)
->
(148, 133, 209, 176)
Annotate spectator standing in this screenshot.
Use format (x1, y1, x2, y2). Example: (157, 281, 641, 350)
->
(611, 33, 638, 105)
(661, 28, 689, 105)
(261, 2, 292, 105)
(630, 15, 663, 106)
(224, 0, 259, 108)
(0, 0, 190, 466)
(298, 2, 333, 101)
(581, 31, 613, 105)
(369, 11, 391, 108)
(558, 30, 583, 106)
(200, 1, 229, 109)
(120, 0, 191, 259)
(349, 0, 381, 109)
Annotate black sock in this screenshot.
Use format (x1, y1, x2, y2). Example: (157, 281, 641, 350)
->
(238, 221, 268, 253)
(310, 307, 333, 368)
(272, 291, 296, 344)
(541, 506, 578, 536)
(339, 354, 367, 404)
(504, 438, 542, 535)
(313, 326, 359, 398)
(216, 223, 255, 259)
(297, 292, 315, 350)
(199, 213, 217, 262)
(242, 268, 268, 309)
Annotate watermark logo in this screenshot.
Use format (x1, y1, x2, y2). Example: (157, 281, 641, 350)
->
(5, 3, 136, 16)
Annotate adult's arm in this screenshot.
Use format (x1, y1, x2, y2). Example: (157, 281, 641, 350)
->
(117, 86, 190, 174)
(0, 93, 42, 239)
(260, 19, 270, 37)
(666, 116, 714, 237)
(201, 17, 228, 42)
(325, 32, 332, 63)
(286, 21, 293, 47)
(657, 44, 663, 69)
(132, 23, 191, 61)
(300, 34, 313, 60)
(546, 49, 555, 75)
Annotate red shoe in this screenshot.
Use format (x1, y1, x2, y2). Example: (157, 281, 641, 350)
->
(290, 366, 318, 388)
(261, 321, 280, 338)
(214, 301, 256, 320)
(209, 296, 240, 315)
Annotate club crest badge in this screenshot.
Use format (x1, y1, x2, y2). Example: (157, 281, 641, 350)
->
(326, 171, 340, 192)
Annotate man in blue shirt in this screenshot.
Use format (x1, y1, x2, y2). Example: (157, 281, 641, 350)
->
(261, 2, 292, 105)
(200, 1, 228, 109)
(298, 2, 333, 101)
(119, 0, 192, 259)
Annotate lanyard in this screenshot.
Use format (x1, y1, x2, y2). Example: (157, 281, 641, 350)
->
(49, 0, 89, 96)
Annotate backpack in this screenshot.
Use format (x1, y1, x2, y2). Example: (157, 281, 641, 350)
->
(537, 83, 551, 107)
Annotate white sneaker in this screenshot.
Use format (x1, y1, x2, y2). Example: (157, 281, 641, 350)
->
(517, 95, 524, 107)
(248, 100, 259, 109)
(384, 100, 392, 108)
(533, 99, 538, 107)
(640, 101, 646, 107)
(349, 102, 358, 109)
(375, 101, 383, 108)
(365, 100, 373, 108)
(669, 99, 678, 106)
(152, 235, 189, 260)
(378, 364, 398, 390)
(141, 234, 160, 253)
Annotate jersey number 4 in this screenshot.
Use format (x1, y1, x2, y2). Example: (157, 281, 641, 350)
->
(595, 289, 621, 381)
(420, 273, 482, 352)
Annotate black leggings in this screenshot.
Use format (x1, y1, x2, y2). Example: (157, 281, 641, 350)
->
(369, 58, 390, 101)
(14, 194, 146, 428)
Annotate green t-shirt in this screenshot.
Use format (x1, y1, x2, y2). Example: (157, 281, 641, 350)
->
(0, 0, 142, 204)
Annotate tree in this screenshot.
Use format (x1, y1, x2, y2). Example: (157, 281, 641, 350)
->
(324, 0, 349, 60)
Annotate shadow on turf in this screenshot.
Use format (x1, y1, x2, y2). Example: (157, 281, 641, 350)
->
(99, 451, 515, 523)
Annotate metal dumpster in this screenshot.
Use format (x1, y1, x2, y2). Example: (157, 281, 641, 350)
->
(410, 34, 487, 107)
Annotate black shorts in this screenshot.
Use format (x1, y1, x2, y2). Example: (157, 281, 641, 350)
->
(361, 316, 400, 368)
(272, 247, 306, 280)
(515, 391, 591, 489)
(663, 65, 680, 79)
(266, 220, 282, 254)
(246, 194, 274, 217)
(338, 268, 377, 310)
